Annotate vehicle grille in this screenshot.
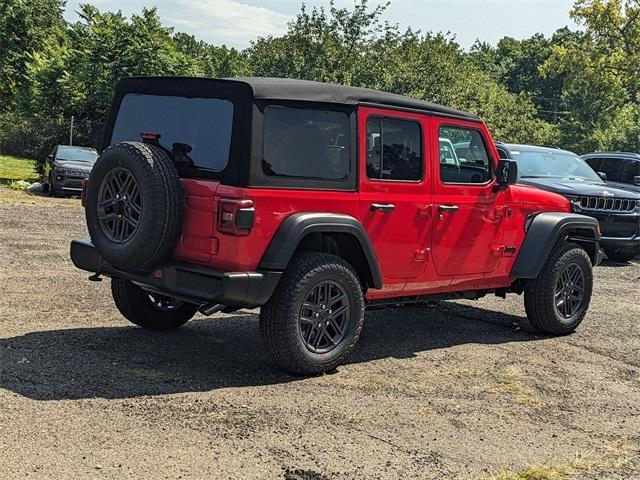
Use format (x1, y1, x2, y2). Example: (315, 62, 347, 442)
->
(577, 196, 637, 212)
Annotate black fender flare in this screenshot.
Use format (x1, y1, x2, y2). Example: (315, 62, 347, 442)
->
(259, 212, 383, 289)
(511, 212, 600, 279)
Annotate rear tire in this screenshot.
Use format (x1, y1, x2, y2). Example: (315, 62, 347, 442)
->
(260, 252, 365, 375)
(524, 243, 593, 335)
(111, 278, 198, 330)
(604, 247, 638, 263)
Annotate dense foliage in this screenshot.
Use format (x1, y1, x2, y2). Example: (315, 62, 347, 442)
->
(1, 0, 639, 162)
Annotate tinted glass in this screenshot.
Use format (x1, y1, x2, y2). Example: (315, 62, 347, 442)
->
(621, 159, 640, 183)
(600, 158, 624, 181)
(439, 127, 491, 183)
(56, 146, 98, 163)
(366, 117, 421, 181)
(510, 149, 603, 182)
(112, 94, 234, 172)
(262, 106, 350, 179)
(584, 157, 602, 172)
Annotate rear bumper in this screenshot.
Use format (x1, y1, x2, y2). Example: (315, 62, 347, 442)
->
(70, 238, 281, 308)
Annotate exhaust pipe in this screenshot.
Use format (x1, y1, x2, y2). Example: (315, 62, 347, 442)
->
(199, 303, 226, 316)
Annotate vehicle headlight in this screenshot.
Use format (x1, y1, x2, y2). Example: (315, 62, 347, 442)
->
(565, 195, 581, 212)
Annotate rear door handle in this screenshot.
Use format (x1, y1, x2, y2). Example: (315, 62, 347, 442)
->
(371, 203, 396, 213)
(438, 204, 459, 212)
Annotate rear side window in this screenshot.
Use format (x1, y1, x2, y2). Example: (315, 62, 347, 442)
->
(111, 94, 234, 173)
(262, 106, 350, 179)
(366, 117, 422, 181)
(439, 126, 492, 184)
(621, 159, 640, 183)
(600, 158, 624, 181)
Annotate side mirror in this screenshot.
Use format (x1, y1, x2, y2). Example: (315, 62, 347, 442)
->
(47, 154, 53, 160)
(497, 159, 518, 187)
(598, 171, 607, 181)
(634, 175, 640, 186)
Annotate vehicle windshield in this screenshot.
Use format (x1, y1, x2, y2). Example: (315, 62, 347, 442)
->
(511, 149, 603, 183)
(56, 147, 98, 163)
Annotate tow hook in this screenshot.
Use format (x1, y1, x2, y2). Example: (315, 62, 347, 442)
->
(88, 272, 102, 282)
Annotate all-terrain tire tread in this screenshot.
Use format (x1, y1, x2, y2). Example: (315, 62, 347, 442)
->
(524, 242, 592, 335)
(259, 252, 365, 375)
(111, 278, 197, 330)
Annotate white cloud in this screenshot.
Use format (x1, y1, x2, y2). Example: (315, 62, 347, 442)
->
(169, 0, 291, 47)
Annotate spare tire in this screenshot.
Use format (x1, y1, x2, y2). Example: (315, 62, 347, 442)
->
(85, 141, 184, 272)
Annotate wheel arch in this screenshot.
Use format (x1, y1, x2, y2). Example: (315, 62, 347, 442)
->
(511, 212, 600, 279)
(259, 213, 383, 289)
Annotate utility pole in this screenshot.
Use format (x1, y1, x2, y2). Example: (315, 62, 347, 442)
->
(69, 116, 74, 146)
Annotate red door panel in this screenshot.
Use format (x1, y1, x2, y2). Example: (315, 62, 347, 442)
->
(430, 119, 506, 276)
(357, 107, 431, 281)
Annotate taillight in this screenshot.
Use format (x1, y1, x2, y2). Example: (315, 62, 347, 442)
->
(81, 178, 89, 207)
(218, 198, 255, 236)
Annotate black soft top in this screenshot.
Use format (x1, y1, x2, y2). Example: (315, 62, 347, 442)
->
(116, 76, 480, 121)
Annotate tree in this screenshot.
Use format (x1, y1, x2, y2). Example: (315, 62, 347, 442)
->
(0, 0, 66, 112)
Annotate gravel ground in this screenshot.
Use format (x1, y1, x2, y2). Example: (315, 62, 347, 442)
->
(0, 187, 639, 479)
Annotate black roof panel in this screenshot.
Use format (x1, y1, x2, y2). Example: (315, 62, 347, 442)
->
(116, 76, 480, 120)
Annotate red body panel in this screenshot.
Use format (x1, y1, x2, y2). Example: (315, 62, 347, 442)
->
(172, 107, 571, 301)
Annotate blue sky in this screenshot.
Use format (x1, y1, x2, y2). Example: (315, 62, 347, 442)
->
(64, 0, 579, 50)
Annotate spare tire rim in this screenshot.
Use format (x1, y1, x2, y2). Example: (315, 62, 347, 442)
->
(298, 280, 351, 354)
(97, 167, 142, 243)
(554, 262, 586, 319)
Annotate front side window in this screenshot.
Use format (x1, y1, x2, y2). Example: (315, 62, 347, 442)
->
(262, 105, 350, 180)
(366, 117, 422, 181)
(439, 126, 492, 184)
(111, 94, 234, 173)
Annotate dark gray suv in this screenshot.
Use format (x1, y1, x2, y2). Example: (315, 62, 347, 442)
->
(582, 152, 640, 194)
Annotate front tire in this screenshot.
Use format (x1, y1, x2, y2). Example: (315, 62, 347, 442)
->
(111, 278, 198, 330)
(524, 243, 593, 335)
(260, 252, 365, 375)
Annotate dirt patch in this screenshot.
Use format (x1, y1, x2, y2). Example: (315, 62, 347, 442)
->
(0, 192, 639, 479)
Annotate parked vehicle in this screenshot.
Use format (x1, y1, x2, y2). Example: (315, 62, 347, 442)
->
(71, 77, 600, 375)
(582, 152, 640, 193)
(496, 143, 640, 262)
(43, 145, 98, 197)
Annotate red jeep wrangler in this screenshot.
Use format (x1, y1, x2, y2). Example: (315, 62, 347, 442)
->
(71, 77, 601, 375)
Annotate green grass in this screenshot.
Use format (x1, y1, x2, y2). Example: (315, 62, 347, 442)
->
(0, 154, 38, 185)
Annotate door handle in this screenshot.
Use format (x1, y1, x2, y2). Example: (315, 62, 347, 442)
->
(370, 203, 396, 213)
(438, 204, 459, 213)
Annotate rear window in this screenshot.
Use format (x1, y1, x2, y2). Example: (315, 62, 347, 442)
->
(262, 105, 350, 179)
(111, 94, 234, 172)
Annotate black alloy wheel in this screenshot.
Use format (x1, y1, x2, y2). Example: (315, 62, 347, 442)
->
(149, 293, 185, 312)
(299, 280, 351, 354)
(554, 262, 586, 319)
(97, 167, 142, 243)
